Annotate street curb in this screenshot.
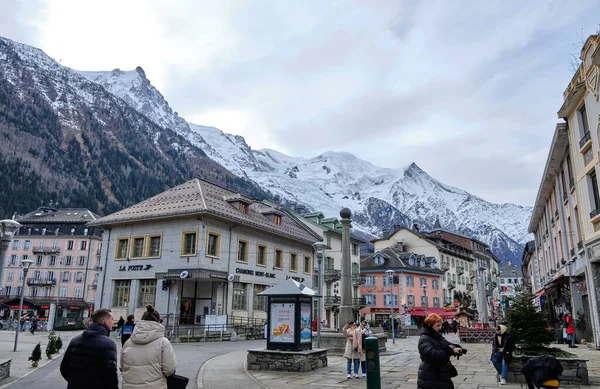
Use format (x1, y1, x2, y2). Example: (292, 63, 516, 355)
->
(0, 348, 64, 389)
(196, 353, 218, 389)
(243, 358, 269, 389)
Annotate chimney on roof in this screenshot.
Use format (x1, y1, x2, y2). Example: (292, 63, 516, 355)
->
(412, 223, 420, 232)
(394, 241, 404, 252)
(393, 224, 403, 231)
(381, 228, 390, 239)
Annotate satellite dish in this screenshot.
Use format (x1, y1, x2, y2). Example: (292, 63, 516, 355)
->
(180, 271, 189, 279)
(227, 274, 235, 282)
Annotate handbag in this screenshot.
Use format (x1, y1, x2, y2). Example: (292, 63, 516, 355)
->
(167, 374, 189, 389)
(447, 361, 458, 378)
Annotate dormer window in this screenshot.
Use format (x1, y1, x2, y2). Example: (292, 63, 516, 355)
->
(408, 255, 416, 266)
(373, 253, 384, 265)
(430, 258, 437, 269)
(274, 215, 282, 225)
(420, 258, 426, 267)
(239, 202, 249, 214)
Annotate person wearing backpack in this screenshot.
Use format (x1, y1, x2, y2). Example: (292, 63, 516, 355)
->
(121, 315, 135, 347)
(564, 312, 577, 348)
(359, 320, 372, 378)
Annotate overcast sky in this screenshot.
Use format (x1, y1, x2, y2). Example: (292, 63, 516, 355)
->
(3, 0, 599, 206)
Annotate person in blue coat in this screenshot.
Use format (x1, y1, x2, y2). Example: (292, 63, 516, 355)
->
(60, 309, 118, 389)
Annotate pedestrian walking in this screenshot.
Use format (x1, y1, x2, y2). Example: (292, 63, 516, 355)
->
(117, 316, 125, 338)
(19, 315, 25, 331)
(60, 309, 118, 389)
(120, 305, 177, 389)
(491, 324, 516, 385)
(121, 314, 135, 347)
(451, 319, 458, 334)
(564, 311, 577, 348)
(30, 316, 38, 334)
(342, 321, 361, 379)
(359, 320, 372, 378)
(418, 313, 463, 389)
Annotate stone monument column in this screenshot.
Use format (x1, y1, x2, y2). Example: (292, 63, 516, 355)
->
(338, 208, 354, 331)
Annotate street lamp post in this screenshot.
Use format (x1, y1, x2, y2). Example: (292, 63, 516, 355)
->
(386, 269, 395, 344)
(422, 285, 428, 316)
(312, 242, 327, 349)
(0, 219, 22, 293)
(14, 258, 33, 351)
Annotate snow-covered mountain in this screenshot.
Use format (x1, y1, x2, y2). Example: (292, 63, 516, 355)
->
(1, 36, 532, 265)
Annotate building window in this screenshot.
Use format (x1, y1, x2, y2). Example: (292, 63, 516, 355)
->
(30, 287, 40, 297)
(232, 282, 246, 310)
(237, 240, 249, 263)
(274, 249, 283, 269)
(49, 255, 57, 266)
(33, 270, 41, 280)
(432, 279, 439, 290)
(7, 270, 13, 281)
(62, 271, 71, 282)
(148, 235, 162, 257)
(207, 232, 221, 257)
(304, 256, 311, 273)
(113, 280, 131, 307)
(75, 272, 84, 283)
(579, 105, 590, 138)
(253, 284, 267, 311)
(239, 202, 249, 214)
(290, 253, 298, 271)
(406, 275, 414, 287)
(54, 228, 60, 236)
(384, 294, 398, 306)
(52, 240, 59, 250)
(12, 240, 19, 250)
(24, 240, 31, 250)
(588, 170, 600, 215)
(80, 241, 87, 251)
(35, 255, 43, 266)
(4, 286, 11, 296)
(420, 277, 427, 287)
(47, 271, 55, 280)
(77, 256, 85, 266)
(326, 236, 331, 248)
(352, 244, 359, 256)
(130, 237, 144, 258)
(364, 276, 376, 286)
(364, 294, 376, 305)
(66, 240, 74, 250)
(273, 215, 282, 225)
(181, 232, 197, 256)
(137, 280, 156, 308)
(421, 296, 428, 308)
(433, 297, 440, 308)
(9, 255, 16, 265)
(83, 228, 88, 236)
(257, 245, 267, 266)
(74, 288, 82, 298)
(65, 256, 73, 266)
(407, 294, 415, 306)
(116, 238, 129, 259)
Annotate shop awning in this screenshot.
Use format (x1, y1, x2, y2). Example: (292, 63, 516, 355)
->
(535, 288, 546, 297)
(155, 268, 230, 281)
(406, 307, 455, 318)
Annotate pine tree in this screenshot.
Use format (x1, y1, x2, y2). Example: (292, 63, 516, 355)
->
(506, 292, 555, 350)
(29, 342, 42, 366)
(55, 335, 63, 351)
(46, 338, 57, 358)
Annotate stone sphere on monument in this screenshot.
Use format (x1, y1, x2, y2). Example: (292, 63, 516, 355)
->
(339, 208, 352, 219)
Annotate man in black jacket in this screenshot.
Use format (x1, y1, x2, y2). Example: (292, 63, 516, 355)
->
(60, 309, 118, 389)
(491, 324, 516, 385)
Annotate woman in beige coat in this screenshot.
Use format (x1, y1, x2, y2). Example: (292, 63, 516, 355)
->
(342, 321, 362, 379)
(120, 306, 177, 389)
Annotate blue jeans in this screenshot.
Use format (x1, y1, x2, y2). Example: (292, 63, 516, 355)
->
(492, 352, 508, 379)
(346, 358, 359, 375)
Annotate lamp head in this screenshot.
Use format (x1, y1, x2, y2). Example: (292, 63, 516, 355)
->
(312, 242, 327, 254)
(20, 259, 33, 269)
(385, 269, 395, 276)
(0, 219, 22, 239)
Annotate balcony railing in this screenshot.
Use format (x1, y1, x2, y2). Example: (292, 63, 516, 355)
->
(456, 266, 464, 275)
(563, 191, 568, 202)
(324, 296, 341, 306)
(578, 241, 584, 250)
(580, 131, 591, 148)
(351, 273, 364, 286)
(466, 283, 474, 291)
(448, 282, 456, 290)
(88, 284, 97, 290)
(323, 267, 341, 283)
(570, 248, 576, 257)
(32, 246, 61, 254)
(569, 178, 575, 190)
(353, 297, 367, 307)
(26, 277, 56, 286)
(590, 208, 600, 219)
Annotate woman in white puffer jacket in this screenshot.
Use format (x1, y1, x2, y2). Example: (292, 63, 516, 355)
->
(120, 305, 177, 389)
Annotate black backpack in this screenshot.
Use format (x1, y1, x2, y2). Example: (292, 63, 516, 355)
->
(362, 332, 368, 349)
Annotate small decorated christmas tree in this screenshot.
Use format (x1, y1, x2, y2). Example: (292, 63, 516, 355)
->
(29, 342, 42, 367)
(507, 292, 555, 350)
(46, 338, 57, 359)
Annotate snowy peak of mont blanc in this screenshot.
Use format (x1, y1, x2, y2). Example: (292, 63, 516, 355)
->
(3, 36, 532, 265)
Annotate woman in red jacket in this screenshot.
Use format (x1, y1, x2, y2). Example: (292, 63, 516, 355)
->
(564, 312, 577, 348)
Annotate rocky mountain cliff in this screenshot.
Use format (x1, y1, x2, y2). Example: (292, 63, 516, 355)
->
(0, 36, 532, 265)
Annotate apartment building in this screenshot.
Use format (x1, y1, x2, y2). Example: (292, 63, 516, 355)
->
(370, 223, 500, 323)
(266, 205, 365, 330)
(0, 207, 102, 324)
(89, 179, 321, 325)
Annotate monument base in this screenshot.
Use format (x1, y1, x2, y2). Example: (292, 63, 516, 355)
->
(313, 331, 387, 355)
(247, 349, 328, 372)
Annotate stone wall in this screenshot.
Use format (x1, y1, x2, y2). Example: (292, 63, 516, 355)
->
(0, 359, 11, 383)
(314, 332, 387, 355)
(247, 349, 327, 372)
(507, 356, 589, 386)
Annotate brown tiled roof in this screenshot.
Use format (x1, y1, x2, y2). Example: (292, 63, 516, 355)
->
(88, 179, 322, 245)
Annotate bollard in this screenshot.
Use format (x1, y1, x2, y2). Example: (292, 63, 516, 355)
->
(365, 336, 381, 389)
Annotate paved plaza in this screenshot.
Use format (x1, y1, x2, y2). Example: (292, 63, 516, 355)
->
(1, 329, 599, 389)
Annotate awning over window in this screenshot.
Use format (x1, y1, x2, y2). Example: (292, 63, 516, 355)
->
(155, 268, 229, 281)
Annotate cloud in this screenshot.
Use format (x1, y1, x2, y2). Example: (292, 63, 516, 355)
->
(2, 0, 599, 206)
